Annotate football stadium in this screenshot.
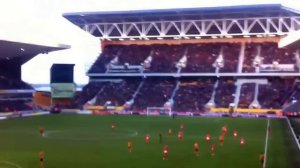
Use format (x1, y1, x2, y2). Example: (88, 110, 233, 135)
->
(0, 1, 300, 168)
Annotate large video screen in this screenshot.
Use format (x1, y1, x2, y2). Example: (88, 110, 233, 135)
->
(51, 83, 76, 98)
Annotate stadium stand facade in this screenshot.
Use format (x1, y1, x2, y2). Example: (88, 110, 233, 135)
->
(0, 40, 68, 112)
(63, 4, 300, 114)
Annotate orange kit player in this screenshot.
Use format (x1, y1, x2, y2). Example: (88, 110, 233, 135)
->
(145, 133, 150, 144)
(39, 127, 45, 137)
(111, 123, 116, 131)
(194, 142, 199, 156)
(180, 123, 184, 131)
(39, 149, 45, 168)
(205, 132, 211, 143)
(168, 128, 172, 136)
(128, 140, 133, 152)
(219, 134, 224, 146)
(177, 131, 183, 141)
(233, 130, 238, 139)
(240, 137, 245, 146)
(163, 145, 169, 160)
(222, 125, 228, 135)
(211, 143, 216, 156)
(259, 152, 265, 168)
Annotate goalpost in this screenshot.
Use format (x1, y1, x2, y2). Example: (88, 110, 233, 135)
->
(146, 107, 172, 116)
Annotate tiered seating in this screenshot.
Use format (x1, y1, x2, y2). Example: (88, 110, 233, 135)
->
(0, 76, 32, 89)
(79, 42, 300, 112)
(219, 43, 240, 73)
(149, 45, 185, 72)
(260, 42, 295, 64)
(0, 100, 33, 112)
(243, 43, 258, 73)
(72, 81, 107, 108)
(258, 78, 294, 109)
(132, 78, 176, 110)
(214, 79, 236, 108)
(238, 83, 255, 108)
(182, 44, 219, 73)
(88, 45, 121, 73)
(174, 78, 215, 112)
(95, 79, 141, 106)
(0, 73, 34, 112)
(119, 45, 151, 65)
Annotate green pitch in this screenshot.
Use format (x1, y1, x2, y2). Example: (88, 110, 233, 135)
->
(0, 115, 298, 168)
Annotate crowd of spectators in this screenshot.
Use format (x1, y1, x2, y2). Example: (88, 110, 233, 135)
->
(260, 42, 295, 64)
(173, 78, 214, 112)
(238, 83, 256, 108)
(0, 74, 34, 112)
(219, 43, 240, 73)
(243, 43, 258, 73)
(69, 77, 300, 111)
(88, 45, 121, 73)
(258, 78, 294, 109)
(88, 42, 296, 74)
(0, 100, 33, 112)
(118, 45, 152, 66)
(214, 78, 236, 108)
(2, 41, 298, 112)
(132, 78, 176, 111)
(182, 44, 218, 73)
(0, 75, 32, 89)
(71, 81, 107, 108)
(95, 79, 141, 106)
(148, 45, 185, 72)
(243, 42, 296, 73)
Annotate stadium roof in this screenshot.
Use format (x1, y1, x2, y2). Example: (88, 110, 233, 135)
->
(64, 4, 300, 25)
(279, 30, 300, 49)
(0, 40, 70, 60)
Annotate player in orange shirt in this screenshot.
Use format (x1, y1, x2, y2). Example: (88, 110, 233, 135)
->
(178, 131, 183, 141)
(163, 145, 169, 160)
(39, 127, 45, 137)
(194, 142, 199, 156)
(219, 134, 224, 146)
(259, 152, 265, 168)
(168, 128, 172, 136)
(240, 137, 245, 146)
(128, 140, 133, 152)
(111, 123, 116, 131)
(233, 130, 238, 139)
(222, 125, 228, 135)
(211, 143, 215, 156)
(205, 132, 211, 143)
(39, 149, 45, 168)
(145, 133, 150, 144)
(180, 123, 184, 131)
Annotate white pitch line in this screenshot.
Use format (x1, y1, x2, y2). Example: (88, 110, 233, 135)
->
(0, 161, 22, 168)
(263, 119, 270, 168)
(285, 117, 300, 151)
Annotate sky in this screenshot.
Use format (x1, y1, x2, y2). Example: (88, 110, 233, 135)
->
(0, 0, 299, 85)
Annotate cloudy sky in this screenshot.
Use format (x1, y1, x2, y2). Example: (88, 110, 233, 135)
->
(0, 0, 298, 85)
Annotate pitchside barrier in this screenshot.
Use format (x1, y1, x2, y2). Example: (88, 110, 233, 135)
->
(210, 108, 282, 115)
(86, 106, 282, 115)
(87, 105, 123, 112)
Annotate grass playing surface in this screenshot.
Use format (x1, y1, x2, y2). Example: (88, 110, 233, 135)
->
(0, 114, 298, 168)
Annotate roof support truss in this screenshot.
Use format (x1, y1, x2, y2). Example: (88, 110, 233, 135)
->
(84, 16, 300, 39)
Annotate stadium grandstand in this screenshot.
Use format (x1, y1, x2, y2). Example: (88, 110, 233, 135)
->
(0, 1, 300, 168)
(63, 4, 300, 114)
(0, 39, 69, 113)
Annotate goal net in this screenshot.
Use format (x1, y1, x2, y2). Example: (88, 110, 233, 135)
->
(146, 107, 172, 116)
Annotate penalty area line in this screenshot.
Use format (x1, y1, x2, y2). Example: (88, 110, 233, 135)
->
(263, 118, 270, 168)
